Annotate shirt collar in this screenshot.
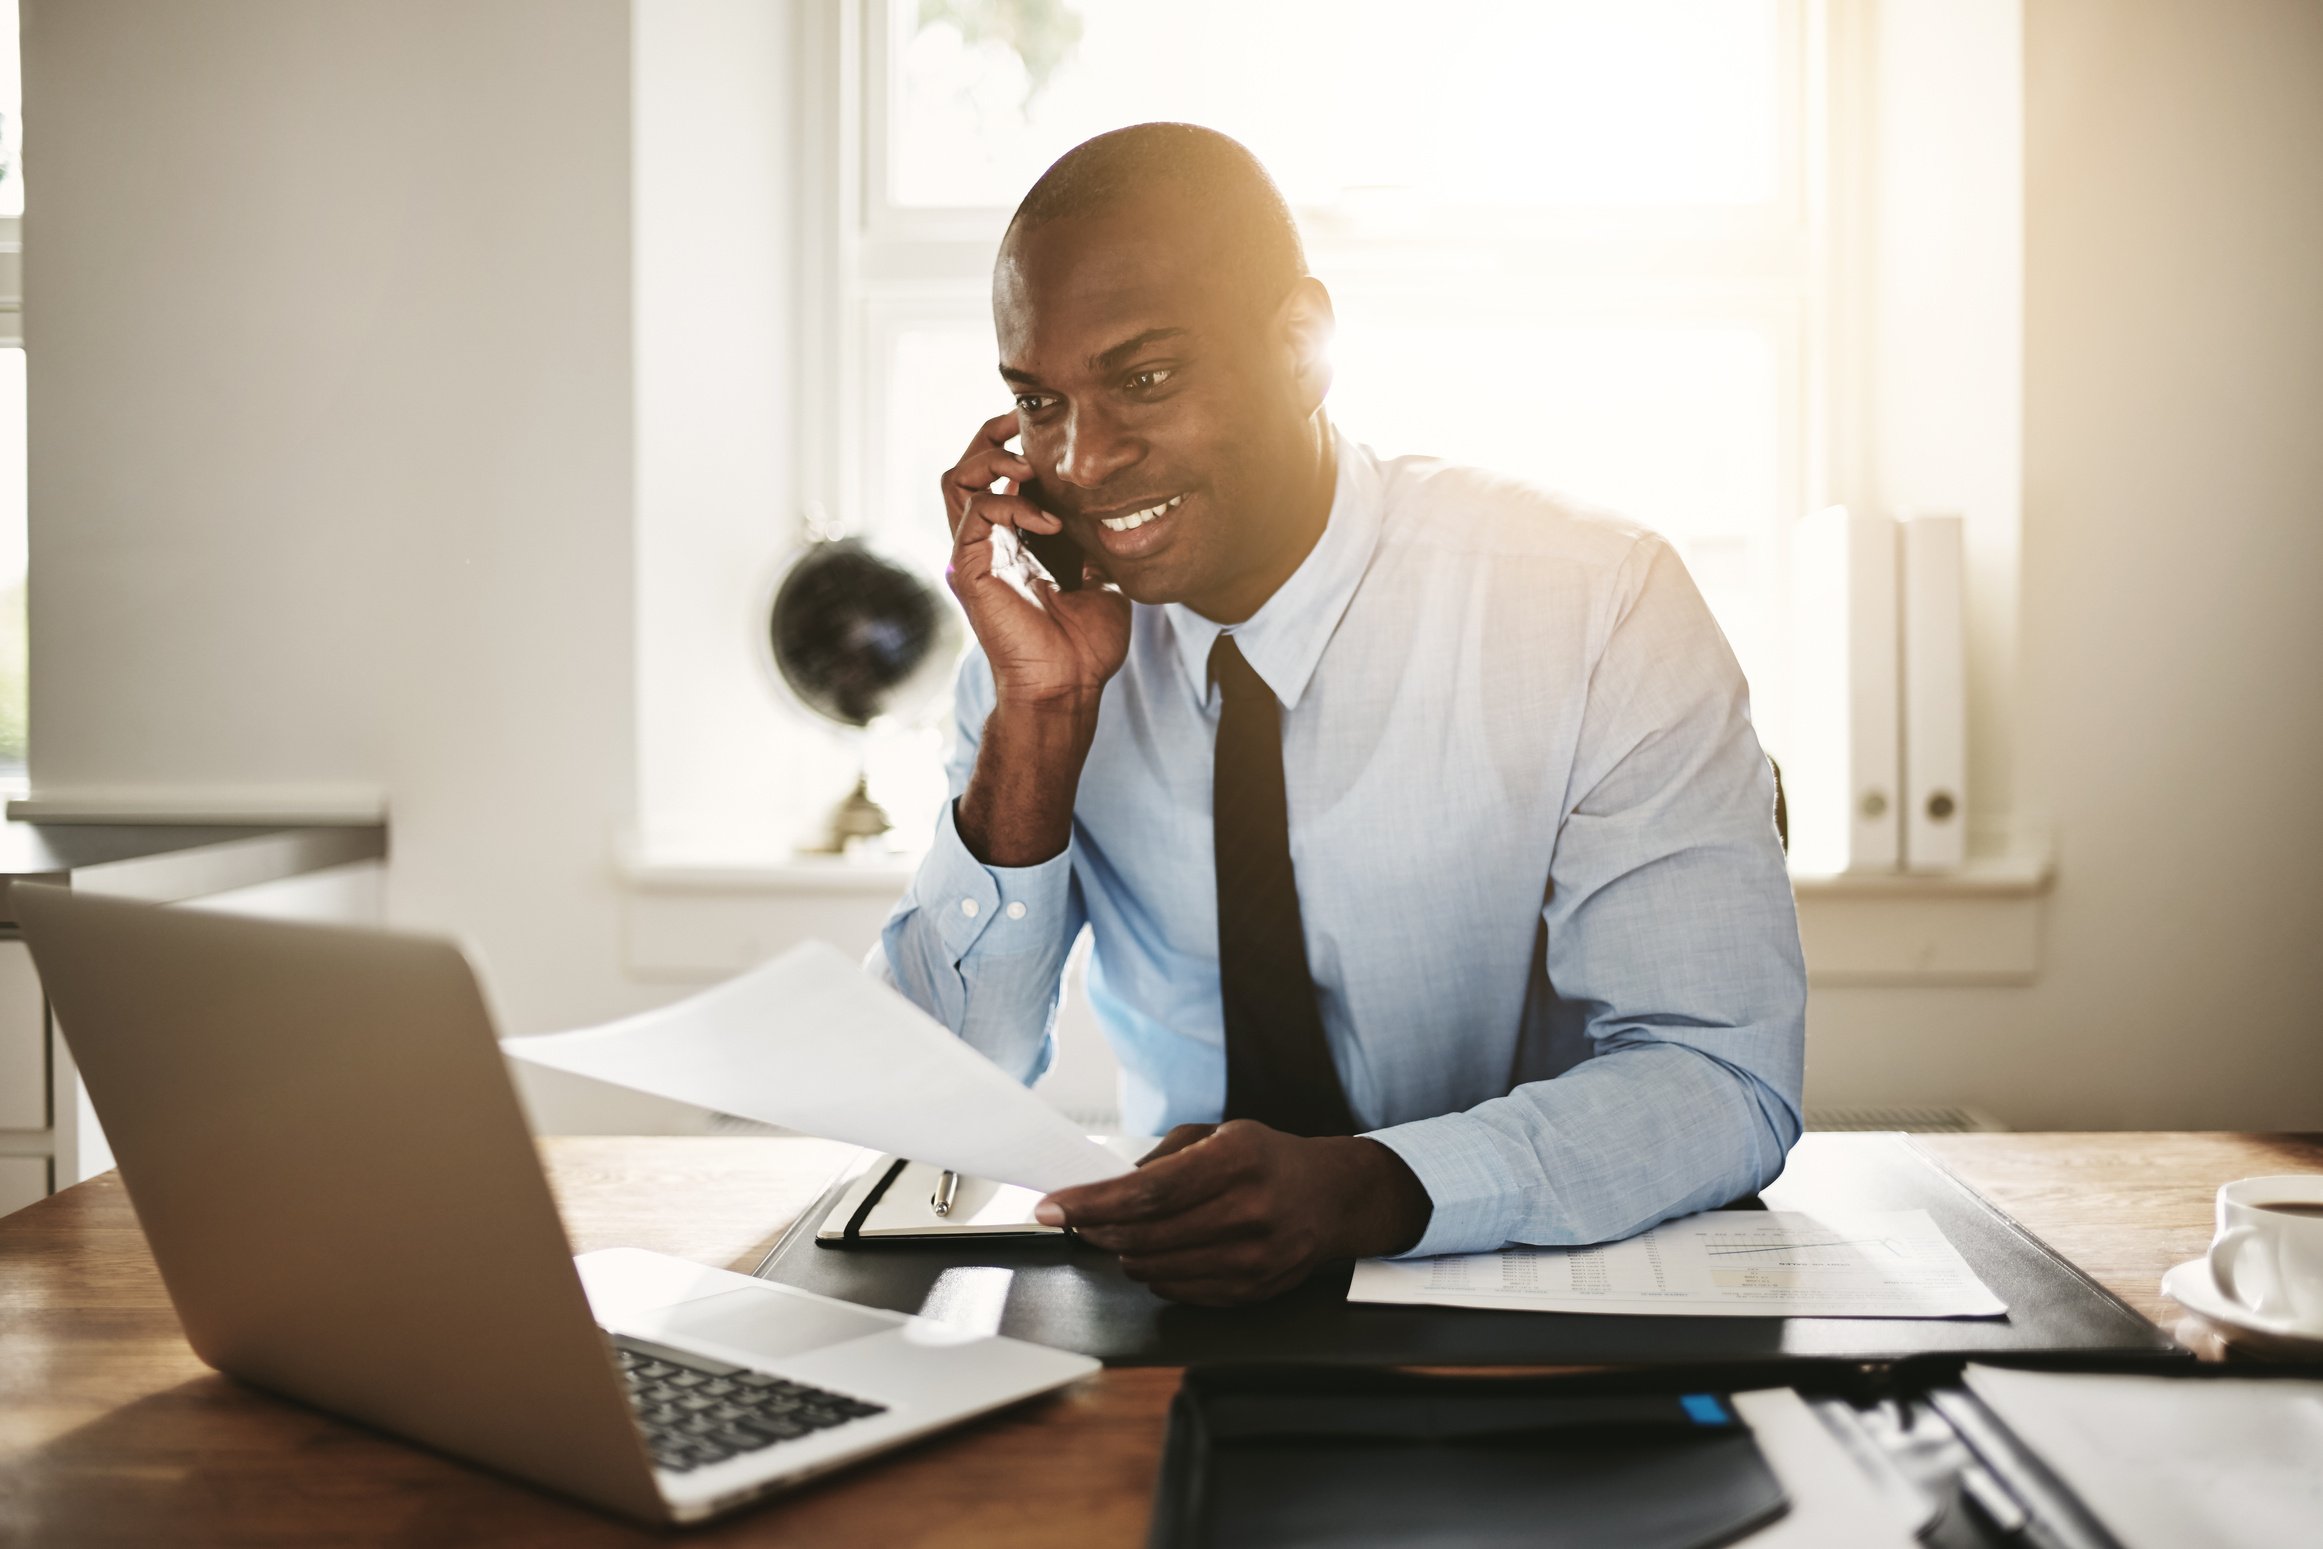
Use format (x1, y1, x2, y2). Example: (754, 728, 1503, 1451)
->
(1164, 428, 1384, 711)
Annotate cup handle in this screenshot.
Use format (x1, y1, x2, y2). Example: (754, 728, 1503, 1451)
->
(2208, 1225, 2270, 1316)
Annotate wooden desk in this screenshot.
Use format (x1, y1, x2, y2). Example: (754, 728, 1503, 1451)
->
(3, 1132, 2317, 1547)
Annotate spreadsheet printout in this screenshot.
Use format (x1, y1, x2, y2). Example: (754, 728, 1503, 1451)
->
(1348, 1209, 2007, 1318)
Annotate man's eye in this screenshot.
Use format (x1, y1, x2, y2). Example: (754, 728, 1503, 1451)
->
(1126, 368, 1174, 392)
(1014, 393, 1052, 414)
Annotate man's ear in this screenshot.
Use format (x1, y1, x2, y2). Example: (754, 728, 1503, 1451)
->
(1277, 276, 1336, 416)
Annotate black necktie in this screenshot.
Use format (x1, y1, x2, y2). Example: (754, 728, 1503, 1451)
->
(1210, 634, 1357, 1138)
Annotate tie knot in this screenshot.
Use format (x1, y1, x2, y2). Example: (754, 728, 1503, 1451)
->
(1209, 633, 1271, 705)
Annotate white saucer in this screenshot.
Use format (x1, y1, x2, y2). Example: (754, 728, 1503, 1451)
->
(2160, 1257, 2323, 1357)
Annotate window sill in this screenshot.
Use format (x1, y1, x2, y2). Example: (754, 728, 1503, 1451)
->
(616, 841, 2057, 987)
(619, 849, 923, 895)
(1791, 844, 2054, 985)
(615, 841, 922, 980)
(1789, 848, 2052, 897)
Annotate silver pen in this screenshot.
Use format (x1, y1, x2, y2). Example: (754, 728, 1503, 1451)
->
(930, 1169, 960, 1218)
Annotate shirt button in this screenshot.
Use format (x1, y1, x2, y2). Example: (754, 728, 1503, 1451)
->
(1005, 901, 1027, 920)
(959, 898, 980, 919)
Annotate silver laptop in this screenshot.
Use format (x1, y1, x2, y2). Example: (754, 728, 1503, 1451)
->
(14, 884, 1097, 1526)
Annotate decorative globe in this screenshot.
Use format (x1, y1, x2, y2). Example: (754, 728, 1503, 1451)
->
(766, 537, 963, 852)
(768, 539, 961, 730)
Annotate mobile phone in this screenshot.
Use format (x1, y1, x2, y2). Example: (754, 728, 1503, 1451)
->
(1014, 478, 1085, 593)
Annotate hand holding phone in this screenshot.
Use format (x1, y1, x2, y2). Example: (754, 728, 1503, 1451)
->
(1013, 478, 1085, 593)
(939, 413, 1129, 714)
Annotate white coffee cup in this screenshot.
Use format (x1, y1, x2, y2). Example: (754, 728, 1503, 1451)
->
(2207, 1175, 2323, 1331)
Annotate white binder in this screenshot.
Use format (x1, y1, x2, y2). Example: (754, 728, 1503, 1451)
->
(1788, 506, 1900, 872)
(1901, 513, 1968, 871)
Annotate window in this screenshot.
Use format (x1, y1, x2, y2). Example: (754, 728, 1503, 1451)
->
(632, 0, 2031, 972)
(806, 0, 1821, 772)
(639, 1, 2022, 881)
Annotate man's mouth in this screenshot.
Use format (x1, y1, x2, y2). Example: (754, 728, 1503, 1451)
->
(1096, 493, 1184, 533)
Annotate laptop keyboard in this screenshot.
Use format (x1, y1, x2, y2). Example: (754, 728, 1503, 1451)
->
(614, 1337, 888, 1474)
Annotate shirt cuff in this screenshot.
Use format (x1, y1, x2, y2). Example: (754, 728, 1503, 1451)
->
(1362, 1112, 1524, 1259)
(916, 798, 1074, 962)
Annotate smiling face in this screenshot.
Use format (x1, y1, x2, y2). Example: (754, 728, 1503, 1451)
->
(994, 190, 1335, 622)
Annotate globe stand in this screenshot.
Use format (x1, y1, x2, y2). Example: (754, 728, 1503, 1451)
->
(803, 771, 893, 856)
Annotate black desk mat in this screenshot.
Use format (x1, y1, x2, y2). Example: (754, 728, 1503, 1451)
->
(752, 1133, 2182, 1368)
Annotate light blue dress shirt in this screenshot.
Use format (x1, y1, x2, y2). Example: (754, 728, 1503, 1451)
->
(876, 432, 1805, 1258)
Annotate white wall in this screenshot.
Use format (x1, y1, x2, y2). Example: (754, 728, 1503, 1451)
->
(1806, 0, 2323, 1128)
(25, 0, 662, 1034)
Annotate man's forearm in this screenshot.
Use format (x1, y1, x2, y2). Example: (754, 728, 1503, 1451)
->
(955, 695, 1101, 866)
(1366, 1038, 1797, 1258)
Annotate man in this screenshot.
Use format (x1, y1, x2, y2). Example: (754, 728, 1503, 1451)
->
(876, 123, 1804, 1307)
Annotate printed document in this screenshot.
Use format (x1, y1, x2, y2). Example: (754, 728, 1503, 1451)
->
(1348, 1209, 2006, 1318)
(502, 941, 1132, 1194)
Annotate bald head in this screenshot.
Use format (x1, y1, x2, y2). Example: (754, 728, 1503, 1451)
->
(1004, 123, 1306, 323)
(989, 124, 1337, 622)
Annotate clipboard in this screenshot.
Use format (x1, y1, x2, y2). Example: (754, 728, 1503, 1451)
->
(1150, 1366, 1791, 1549)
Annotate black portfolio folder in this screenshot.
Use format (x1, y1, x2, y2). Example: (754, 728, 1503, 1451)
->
(1145, 1358, 2323, 1549)
(753, 1133, 2181, 1368)
(1148, 1369, 1790, 1549)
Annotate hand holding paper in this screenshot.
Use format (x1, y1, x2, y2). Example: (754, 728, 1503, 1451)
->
(502, 941, 1132, 1193)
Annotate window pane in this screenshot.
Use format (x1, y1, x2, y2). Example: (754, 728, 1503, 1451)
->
(892, 0, 1779, 211)
(1328, 312, 1780, 693)
(879, 323, 1011, 581)
(1330, 317, 1778, 542)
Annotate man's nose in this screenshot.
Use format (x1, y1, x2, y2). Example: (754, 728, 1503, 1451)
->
(1052, 403, 1143, 492)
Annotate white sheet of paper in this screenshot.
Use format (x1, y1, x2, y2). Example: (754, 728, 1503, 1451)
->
(1347, 1209, 2006, 1318)
(501, 941, 1132, 1194)
(1962, 1365, 2323, 1549)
